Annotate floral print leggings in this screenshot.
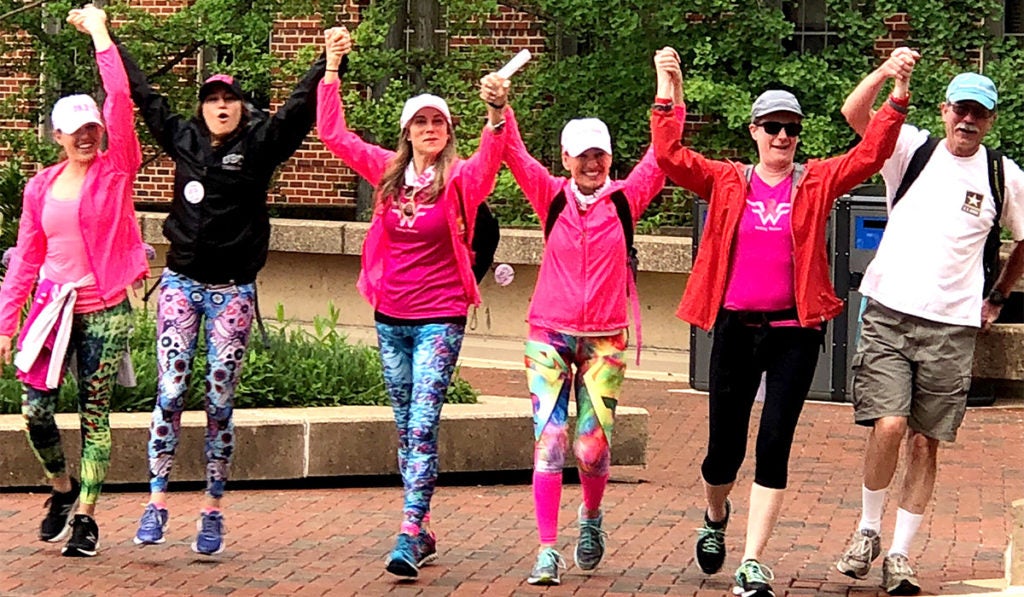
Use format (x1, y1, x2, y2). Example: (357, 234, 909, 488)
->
(147, 270, 254, 499)
(22, 300, 133, 505)
(376, 321, 465, 530)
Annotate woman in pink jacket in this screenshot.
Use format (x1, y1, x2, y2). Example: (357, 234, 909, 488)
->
(484, 66, 683, 585)
(0, 6, 147, 558)
(316, 29, 506, 580)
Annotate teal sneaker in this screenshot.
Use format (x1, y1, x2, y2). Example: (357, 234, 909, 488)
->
(733, 559, 775, 597)
(386, 533, 419, 579)
(574, 504, 608, 571)
(527, 547, 566, 586)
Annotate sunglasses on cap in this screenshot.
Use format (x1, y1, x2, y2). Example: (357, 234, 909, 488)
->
(756, 121, 803, 136)
(950, 102, 994, 120)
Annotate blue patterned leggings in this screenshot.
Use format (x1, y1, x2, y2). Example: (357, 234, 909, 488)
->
(376, 321, 464, 529)
(147, 270, 255, 498)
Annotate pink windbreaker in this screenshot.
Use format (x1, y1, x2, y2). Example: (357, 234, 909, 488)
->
(0, 46, 147, 337)
(503, 105, 684, 334)
(316, 79, 505, 309)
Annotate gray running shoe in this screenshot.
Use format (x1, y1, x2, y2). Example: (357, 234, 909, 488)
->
(881, 554, 921, 596)
(574, 504, 608, 571)
(527, 547, 566, 586)
(836, 528, 881, 579)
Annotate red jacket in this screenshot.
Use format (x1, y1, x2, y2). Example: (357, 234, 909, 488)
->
(651, 101, 907, 331)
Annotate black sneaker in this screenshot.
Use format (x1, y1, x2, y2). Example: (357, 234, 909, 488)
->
(696, 498, 730, 574)
(39, 478, 80, 542)
(61, 514, 100, 557)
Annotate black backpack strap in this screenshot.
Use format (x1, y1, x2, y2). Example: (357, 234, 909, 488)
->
(892, 135, 941, 206)
(982, 146, 1006, 295)
(543, 191, 568, 239)
(609, 190, 634, 252)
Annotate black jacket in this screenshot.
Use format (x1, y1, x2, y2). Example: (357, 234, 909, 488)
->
(118, 44, 326, 284)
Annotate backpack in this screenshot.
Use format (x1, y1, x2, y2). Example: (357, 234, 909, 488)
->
(891, 135, 1005, 295)
(459, 200, 501, 284)
(543, 189, 639, 281)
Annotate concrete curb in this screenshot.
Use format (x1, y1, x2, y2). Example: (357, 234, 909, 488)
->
(0, 396, 648, 488)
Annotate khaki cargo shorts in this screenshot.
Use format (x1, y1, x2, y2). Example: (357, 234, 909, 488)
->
(851, 299, 977, 442)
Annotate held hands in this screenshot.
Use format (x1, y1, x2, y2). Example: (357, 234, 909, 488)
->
(67, 4, 107, 36)
(653, 46, 683, 104)
(324, 26, 352, 69)
(883, 47, 919, 99)
(0, 335, 11, 366)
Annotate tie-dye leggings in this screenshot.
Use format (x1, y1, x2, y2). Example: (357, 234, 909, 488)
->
(147, 270, 254, 499)
(376, 321, 464, 531)
(22, 300, 133, 506)
(526, 327, 626, 543)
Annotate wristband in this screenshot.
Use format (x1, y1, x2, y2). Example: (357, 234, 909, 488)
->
(325, 69, 339, 73)
(652, 103, 673, 112)
(487, 101, 506, 110)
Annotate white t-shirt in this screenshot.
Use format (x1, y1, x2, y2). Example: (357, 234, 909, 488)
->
(860, 124, 1024, 327)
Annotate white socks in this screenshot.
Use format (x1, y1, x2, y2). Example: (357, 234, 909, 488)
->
(888, 508, 923, 557)
(859, 485, 887, 533)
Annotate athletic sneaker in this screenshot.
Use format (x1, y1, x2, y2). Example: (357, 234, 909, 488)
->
(836, 528, 881, 579)
(733, 558, 775, 597)
(191, 511, 225, 555)
(40, 478, 80, 542)
(527, 547, 566, 586)
(61, 514, 99, 557)
(414, 529, 437, 567)
(881, 554, 921, 596)
(696, 498, 730, 574)
(134, 503, 170, 545)
(385, 533, 419, 579)
(575, 504, 608, 571)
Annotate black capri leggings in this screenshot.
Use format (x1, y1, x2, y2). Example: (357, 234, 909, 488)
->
(701, 310, 824, 490)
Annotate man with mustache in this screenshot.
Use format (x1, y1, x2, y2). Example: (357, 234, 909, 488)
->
(836, 55, 1024, 596)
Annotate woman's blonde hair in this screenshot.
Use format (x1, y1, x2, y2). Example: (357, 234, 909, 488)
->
(377, 124, 458, 206)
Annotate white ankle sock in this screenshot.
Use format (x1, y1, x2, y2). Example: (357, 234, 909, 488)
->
(888, 508, 923, 557)
(859, 485, 887, 533)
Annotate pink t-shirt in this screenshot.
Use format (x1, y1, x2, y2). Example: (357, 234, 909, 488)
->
(41, 190, 121, 313)
(723, 172, 797, 314)
(376, 195, 468, 320)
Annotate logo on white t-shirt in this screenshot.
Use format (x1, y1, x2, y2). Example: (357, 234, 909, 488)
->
(748, 199, 791, 227)
(962, 191, 983, 217)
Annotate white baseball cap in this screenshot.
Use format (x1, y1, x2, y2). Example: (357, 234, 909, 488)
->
(51, 94, 103, 134)
(560, 118, 612, 157)
(399, 94, 452, 130)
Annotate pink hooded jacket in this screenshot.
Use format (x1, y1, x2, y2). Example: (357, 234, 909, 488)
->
(316, 79, 505, 310)
(503, 105, 684, 334)
(0, 46, 148, 337)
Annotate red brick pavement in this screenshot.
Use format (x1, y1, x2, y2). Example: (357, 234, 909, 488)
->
(1, 368, 1021, 596)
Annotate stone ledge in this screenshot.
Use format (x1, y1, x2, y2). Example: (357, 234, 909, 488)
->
(0, 396, 648, 488)
(137, 212, 693, 274)
(973, 324, 1024, 382)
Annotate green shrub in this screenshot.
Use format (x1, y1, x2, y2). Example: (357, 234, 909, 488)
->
(0, 302, 478, 414)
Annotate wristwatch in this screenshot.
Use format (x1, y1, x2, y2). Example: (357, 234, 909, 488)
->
(987, 288, 1008, 306)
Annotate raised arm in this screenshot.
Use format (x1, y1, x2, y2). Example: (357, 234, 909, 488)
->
(70, 6, 141, 174)
(841, 47, 918, 136)
(452, 73, 509, 213)
(252, 51, 328, 168)
(316, 27, 392, 185)
(650, 47, 724, 200)
(116, 43, 186, 159)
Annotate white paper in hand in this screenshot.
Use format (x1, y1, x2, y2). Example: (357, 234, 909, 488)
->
(497, 49, 532, 79)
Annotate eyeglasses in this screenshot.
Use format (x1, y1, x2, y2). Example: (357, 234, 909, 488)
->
(757, 121, 803, 137)
(950, 102, 994, 120)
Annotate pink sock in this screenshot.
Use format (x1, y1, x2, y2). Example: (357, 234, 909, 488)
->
(149, 501, 167, 510)
(533, 471, 562, 544)
(400, 521, 420, 536)
(580, 472, 608, 513)
(202, 506, 220, 515)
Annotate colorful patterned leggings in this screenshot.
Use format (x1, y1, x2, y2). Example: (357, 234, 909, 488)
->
(147, 270, 254, 499)
(376, 321, 464, 531)
(22, 300, 133, 506)
(526, 328, 626, 543)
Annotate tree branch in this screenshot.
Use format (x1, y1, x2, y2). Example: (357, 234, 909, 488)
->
(150, 39, 206, 78)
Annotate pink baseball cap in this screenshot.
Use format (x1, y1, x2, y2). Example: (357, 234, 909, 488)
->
(199, 74, 244, 101)
(51, 94, 103, 134)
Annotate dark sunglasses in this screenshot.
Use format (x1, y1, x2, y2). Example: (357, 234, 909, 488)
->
(757, 121, 803, 136)
(950, 102, 994, 120)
